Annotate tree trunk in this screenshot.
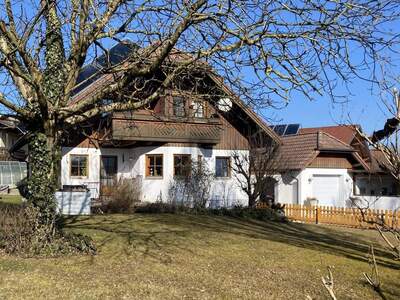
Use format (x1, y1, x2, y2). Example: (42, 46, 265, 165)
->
(248, 195, 257, 208)
(26, 126, 62, 229)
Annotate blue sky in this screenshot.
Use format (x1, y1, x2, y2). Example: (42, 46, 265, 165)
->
(263, 54, 400, 133)
(264, 84, 389, 134)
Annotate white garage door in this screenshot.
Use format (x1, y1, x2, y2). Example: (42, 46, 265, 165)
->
(312, 175, 341, 207)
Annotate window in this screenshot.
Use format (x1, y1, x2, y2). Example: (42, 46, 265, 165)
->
(215, 157, 230, 178)
(173, 96, 186, 117)
(192, 100, 205, 118)
(146, 154, 163, 177)
(70, 155, 88, 177)
(174, 154, 191, 177)
(100, 156, 118, 184)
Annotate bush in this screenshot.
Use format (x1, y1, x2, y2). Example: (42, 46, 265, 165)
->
(134, 201, 287, 222)
(135, 201, 185, 214)
(101, 178, 141, 213)
(0, 202, 96, 257)
(207, 205, 287, 222)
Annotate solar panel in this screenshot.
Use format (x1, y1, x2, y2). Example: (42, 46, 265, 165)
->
(72, 42, 138, 95)
(270, 124, 301, 136)
(284, 124, 300, 135)
(273, 125, 287, 136)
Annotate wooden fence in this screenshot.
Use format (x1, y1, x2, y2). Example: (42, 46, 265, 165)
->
(257, 203, 400, 229)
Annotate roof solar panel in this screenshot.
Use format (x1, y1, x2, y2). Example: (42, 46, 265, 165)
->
(284, 124, 300, 135)
(270, 124, 301, 136)
(273, 125, 287, 136)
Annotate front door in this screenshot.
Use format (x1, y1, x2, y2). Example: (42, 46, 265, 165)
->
(100, 156, 118, 197)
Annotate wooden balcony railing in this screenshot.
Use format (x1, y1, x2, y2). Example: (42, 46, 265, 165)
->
(111, 115, 222, 144)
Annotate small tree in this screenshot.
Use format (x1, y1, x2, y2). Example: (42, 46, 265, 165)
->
(168, 158, 213, 209)
(231, 132, 280, 207)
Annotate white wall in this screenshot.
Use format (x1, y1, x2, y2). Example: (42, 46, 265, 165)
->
(276, 168, 353, 206)
(275, 171, 300, 205)
(61, 146, 249, 207)
(275, 167, 400, 211)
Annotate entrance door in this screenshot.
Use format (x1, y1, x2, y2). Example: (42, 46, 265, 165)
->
(312, 175, 340, 206)
(100, 156, 118, 197)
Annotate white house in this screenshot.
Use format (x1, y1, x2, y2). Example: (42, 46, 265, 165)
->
(55, 42, 281, 215)
(274, 125, 400, 211)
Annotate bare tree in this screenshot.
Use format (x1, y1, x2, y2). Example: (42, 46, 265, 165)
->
(0, 0, 398, 227)
(353, 90, 400, 260)
(231, 132, 280, 207)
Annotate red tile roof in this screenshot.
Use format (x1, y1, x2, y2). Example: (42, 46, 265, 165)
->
(278, 131, 355, 170)
(299, 125, 358, 145)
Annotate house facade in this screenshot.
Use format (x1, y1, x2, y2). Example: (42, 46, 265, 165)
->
(56, 43, 281, 214)
(274, 125, 400, 211)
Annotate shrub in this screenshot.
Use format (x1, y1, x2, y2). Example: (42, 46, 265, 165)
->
(135, 201, 184, 214)
(102, 178, 141, 213)
(134, 201, 287, 222)
(0, 202, 96, 257)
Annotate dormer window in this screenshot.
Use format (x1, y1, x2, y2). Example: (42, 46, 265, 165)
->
(173, 96, 185, 117)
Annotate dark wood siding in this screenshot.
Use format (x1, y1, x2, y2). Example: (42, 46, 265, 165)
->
(309, 154, 353, 169)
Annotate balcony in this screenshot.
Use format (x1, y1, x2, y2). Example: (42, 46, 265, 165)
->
(111, 112, 222, 144)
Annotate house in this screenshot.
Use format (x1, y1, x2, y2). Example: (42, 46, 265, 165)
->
(0, 117, 27, 192)
(56, 42, 281, 214)
(274, 125, 400, 210)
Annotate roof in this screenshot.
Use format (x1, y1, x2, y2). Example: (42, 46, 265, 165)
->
(369, 149, 395, 174)
(299, 125, 358, 145)
(70, 41, 281, 143)
(278, 131, 359, 170)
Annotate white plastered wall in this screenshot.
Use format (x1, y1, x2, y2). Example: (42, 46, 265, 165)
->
(275, 168, 353, 207)
(61, 146, 249, 207)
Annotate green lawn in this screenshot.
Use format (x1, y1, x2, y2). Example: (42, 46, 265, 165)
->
(0, 214, 399, 300)
(0, 194, 22, 205)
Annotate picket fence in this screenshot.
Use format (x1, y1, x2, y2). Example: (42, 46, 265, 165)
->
(257, 203, 400, 229)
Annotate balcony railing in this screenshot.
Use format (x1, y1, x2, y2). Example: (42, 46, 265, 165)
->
(111, 113, 222, 144)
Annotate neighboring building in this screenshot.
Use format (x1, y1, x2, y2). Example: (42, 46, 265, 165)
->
(0, 118, 27, 191)
(274, 125, 400, 210)
(58, 42, 281, 214)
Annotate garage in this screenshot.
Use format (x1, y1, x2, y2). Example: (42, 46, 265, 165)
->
(312, 175, 341, 206)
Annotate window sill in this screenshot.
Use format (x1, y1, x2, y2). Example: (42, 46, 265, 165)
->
(215, 176, 231, 180)
(145, 176, 164, 180)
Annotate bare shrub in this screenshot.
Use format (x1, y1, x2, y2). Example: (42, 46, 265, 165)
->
(168, 158, 213, 209)
(0, 203, 96, 256)
(103, 178, 141, 213)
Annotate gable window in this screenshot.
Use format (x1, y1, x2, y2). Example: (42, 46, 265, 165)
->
(215, 157, 230, 178)
(146, 154, 163, 177)
(192, 100, 205, 118)
(173, 96, 185, 117)
(70, 155, 88, 177)
(174, 154, 191, 177)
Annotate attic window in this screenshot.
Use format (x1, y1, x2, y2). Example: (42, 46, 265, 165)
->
(192, 100, 205, 118)
(173, 96, 185, 117)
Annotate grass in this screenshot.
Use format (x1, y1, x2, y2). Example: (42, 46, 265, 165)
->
(0, 194, 22, 205)
(0, 213, 399, 300)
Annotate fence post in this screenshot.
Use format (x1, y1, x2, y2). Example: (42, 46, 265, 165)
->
(315, 206, 319, 224)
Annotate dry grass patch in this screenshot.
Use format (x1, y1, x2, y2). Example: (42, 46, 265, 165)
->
(0, 214, 399, 299)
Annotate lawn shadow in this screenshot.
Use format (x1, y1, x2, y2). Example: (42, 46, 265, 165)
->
(149, 214, 400, 270)
(64, 213, 400, 270)
(64, 214, 196, 264)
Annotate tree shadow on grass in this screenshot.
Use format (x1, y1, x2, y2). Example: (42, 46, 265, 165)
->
(146, 214, 400, 270)
(64, 214, 400, 270)
(64, 214, 196, 264)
